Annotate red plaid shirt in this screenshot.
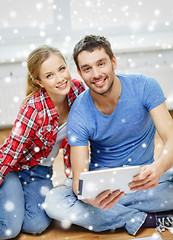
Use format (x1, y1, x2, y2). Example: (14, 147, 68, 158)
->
(0, 79, 85, 185)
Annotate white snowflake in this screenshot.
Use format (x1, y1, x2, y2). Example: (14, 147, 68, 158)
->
(131, 218, 136, 223)
(163, 149, 168, 155)
(142, 143, 147, 148)
(70, 214, 76, 221)
(88, 225, 93, 230)
(61, 220, 71, 229)
(154, 9, 160, 17)
(86, 182, 96, 193)
(40, 31, 46, 37)
(5, 229, 12, 237)
(70, 136, 77, 143)
(65, 36, 71, 42)
(34, 146, 40, 152)
(40, 186, 50, 196)
(36, 3, 43, 10)
(85, 1, 92, 8)
(4, 201, 15, 212)
(4, 77, 11, 83)
(121, 118, 126, 123)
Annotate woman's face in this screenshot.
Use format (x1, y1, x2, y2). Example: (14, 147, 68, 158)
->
(37, 53, 71, 100)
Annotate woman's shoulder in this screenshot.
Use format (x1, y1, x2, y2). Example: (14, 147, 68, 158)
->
(21, 89, 46, 113)
(71, 79, 85, 90)
(67, 79, 86, 105)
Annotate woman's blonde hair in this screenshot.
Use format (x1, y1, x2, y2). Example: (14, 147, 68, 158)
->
(25, 45, 66, 100)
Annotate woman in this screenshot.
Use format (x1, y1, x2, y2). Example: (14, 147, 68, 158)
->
(0, 45, 85, 239)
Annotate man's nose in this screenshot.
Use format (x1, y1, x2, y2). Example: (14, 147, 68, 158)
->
(92, 67, 102, 79)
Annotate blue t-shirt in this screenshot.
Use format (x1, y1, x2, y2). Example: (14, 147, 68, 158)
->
(67, 73, 166, 170)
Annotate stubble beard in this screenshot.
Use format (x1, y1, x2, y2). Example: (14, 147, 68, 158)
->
(91, 77, 114, 96)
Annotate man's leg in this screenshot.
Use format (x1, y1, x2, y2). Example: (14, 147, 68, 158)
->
(0, 172, 24, 239)
(45, 178, 146, 235)
(45, 168, 173, 235)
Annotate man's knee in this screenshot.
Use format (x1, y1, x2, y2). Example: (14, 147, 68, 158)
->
(44, 186, 72, 221)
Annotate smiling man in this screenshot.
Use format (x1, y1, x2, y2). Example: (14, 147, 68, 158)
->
(45, 35, 173, 236)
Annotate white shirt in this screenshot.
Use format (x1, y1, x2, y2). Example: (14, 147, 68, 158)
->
(39, 122, 67, 166)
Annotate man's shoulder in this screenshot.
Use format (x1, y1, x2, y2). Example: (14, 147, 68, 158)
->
(118, 72, 144, 81)
(118, 73, 151, 91)
(70, 88, 90, 109)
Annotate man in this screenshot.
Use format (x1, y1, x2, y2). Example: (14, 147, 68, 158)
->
(45, 35, 173, 235)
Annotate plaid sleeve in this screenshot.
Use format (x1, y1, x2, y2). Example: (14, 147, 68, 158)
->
(60, 138, 71, 177)
(0, 105, 39, 185)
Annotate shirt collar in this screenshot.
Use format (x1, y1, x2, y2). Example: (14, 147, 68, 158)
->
(40, 88, 59, 120)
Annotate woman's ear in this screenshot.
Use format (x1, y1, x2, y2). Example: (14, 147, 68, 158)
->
(35, 79, 44, 88)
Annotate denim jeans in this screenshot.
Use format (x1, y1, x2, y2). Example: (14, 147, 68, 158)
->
(0, 165, 53, 239)
(45, 168, 173, 236)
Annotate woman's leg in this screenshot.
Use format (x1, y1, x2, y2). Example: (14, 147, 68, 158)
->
(0, 172, 24, 239)
(16, 165, 53, 234)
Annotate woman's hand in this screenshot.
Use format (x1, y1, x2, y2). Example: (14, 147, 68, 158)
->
(128, 163, 161, 191)
(82, 189, 125, 210)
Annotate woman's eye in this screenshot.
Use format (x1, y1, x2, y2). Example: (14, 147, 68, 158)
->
(47, 74, 53, 78)
(59, 66, 66, 72)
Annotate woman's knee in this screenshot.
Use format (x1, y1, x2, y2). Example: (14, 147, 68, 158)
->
(22, 212, 51, 234)
(0, 221, 22, 239)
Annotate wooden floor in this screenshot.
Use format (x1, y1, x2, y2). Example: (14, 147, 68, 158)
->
(1, 113, 173, 240)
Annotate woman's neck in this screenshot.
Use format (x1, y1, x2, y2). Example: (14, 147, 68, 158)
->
(53, 96, 69, 126)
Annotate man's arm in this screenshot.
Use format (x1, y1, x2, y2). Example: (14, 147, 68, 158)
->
(71, 145, 89, 196)
(129, 102, 173, 191)
(71, 145, 125, 210)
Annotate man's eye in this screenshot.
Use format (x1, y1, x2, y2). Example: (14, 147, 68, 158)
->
(84, 67, 90, 72)
(99, 62, 105, 67)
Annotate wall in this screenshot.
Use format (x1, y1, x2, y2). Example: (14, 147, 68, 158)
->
(0, 0, 173, 127)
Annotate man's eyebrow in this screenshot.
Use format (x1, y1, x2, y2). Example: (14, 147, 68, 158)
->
(81, 64, 92, 70)
(80, 58, 107, 69)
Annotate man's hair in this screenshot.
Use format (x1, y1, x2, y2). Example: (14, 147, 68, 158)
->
(73, 35, 114, 70)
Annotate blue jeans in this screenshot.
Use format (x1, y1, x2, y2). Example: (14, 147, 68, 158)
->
(0, 165, 53, 239)
(45, 168, 173, 236)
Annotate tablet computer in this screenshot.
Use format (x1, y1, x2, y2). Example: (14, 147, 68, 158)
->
(78, 165, 141, 200)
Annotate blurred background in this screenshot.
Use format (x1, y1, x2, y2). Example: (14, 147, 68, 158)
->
(0, 0, 173, 128)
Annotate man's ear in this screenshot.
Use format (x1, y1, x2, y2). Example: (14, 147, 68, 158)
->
(77, 68, 82, 78)
(35, 79, 44, 88)
(112, 56, 117, 70)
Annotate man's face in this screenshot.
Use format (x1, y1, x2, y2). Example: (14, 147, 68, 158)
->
(77, 48, 117, 96)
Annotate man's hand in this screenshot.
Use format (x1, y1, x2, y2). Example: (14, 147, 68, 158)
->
(83, 189, 125, 210)
(128, 163, 160, 191)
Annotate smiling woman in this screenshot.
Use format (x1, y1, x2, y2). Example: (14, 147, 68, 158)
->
(0, 45, 85, 239)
